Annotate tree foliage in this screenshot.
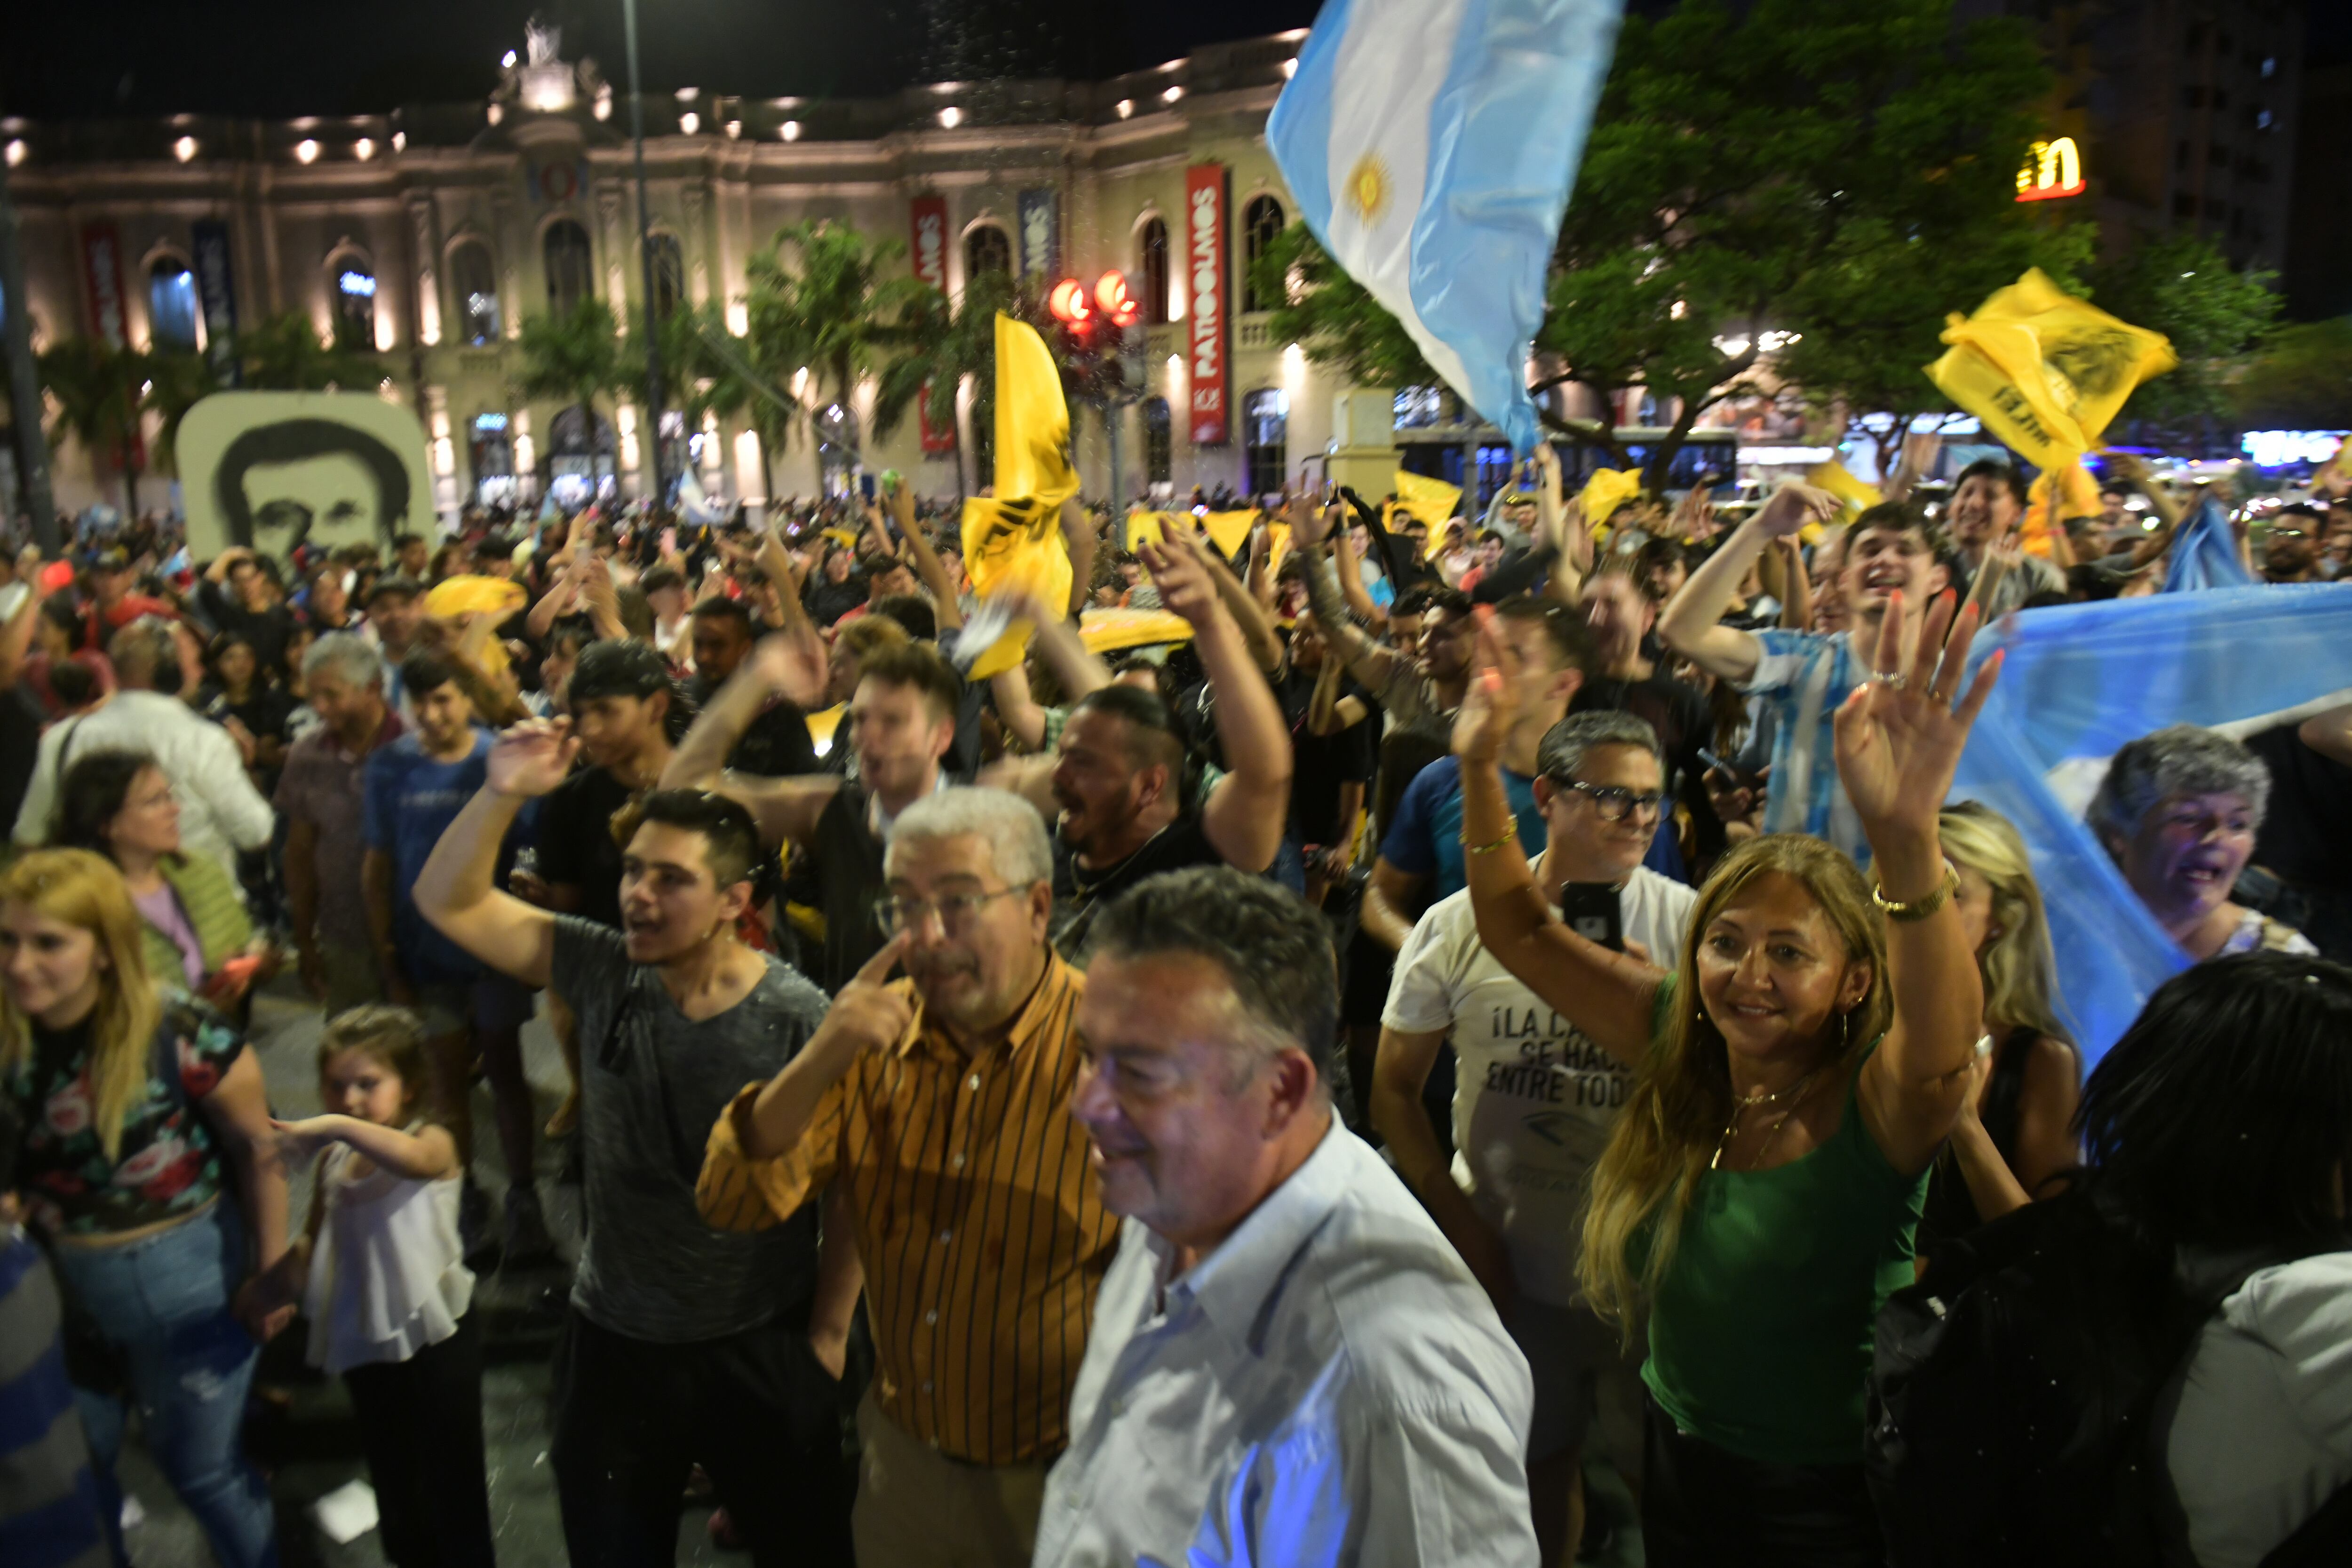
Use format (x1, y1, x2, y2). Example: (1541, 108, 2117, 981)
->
(37, 335, 148, 514)
(2233, 317, 2352, 430)
(743, 220, 931, 452)
(232, 312, 384, 392)
(509, 298, 629, 424)
(2090, 232, 2282, 439)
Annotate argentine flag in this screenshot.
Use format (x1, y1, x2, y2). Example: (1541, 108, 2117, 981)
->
(1268, 0, 1624, 454)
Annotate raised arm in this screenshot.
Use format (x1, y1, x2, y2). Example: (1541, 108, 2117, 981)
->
(411, 722, 568, 991)
(0, 555, 47, 689)
(1295, 502, 1398, 691)
(1842, 590, 2004, 1178)
(1659, 484, 1835, 683)
(886, 486, 962, 632)
(1062, 499, 1098, 620)
(1143, 533, 1292, 874)
(1186, 520, 1285, 677)
(659, 637, 839, 846)
(1454, 626, 1663, 1065)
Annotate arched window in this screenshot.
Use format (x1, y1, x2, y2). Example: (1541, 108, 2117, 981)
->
(544, 219, 595, 313)
(1142, 397, 1172, 484)
(648, 233, 686, 320)
(963, 224, 1012, 282)
(148, 258, 200, 351)
(1241, 196, 1286, 313)
(332, 259, 377, 350)
(1137, 217, 1171, 326)
(1243, 389, 1287, 499)
(450, 240, 500, 345)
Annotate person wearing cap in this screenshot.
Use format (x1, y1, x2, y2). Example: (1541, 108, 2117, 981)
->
(80, 548, 170, 649)
(359, 575, 426, 710)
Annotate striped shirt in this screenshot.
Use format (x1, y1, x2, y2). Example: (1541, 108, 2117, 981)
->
(1741, 627, 1870, 866)
(698, 953, 1116, 1465)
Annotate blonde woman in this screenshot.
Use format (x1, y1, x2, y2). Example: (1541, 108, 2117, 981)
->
(1457, 589, 2001, 1566)
(1915, 802, 2081, 1255)
(0, 849, 290, 1568)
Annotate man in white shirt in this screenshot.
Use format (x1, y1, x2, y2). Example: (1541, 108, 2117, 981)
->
(13, 620, 273, 880)
(1374, 709, 1698, 1565)
(1039, 867, 1537, 1568)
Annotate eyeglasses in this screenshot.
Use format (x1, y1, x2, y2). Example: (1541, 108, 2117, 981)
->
(1556, 779, 1665, 823)
(873, 887, 1026, 936)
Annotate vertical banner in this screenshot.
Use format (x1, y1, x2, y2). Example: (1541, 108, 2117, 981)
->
(191, 220, 242, 386)
(908, 195, 956, 455)
(1017, 187, 1060, 280)
(81, 223, 130, 348)
(1184, 164, 1230, 447)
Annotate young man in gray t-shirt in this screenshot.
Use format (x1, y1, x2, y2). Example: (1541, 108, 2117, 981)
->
(410, 721, 856, 1568)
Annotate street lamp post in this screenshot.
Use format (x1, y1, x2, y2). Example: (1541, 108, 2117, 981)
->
(621, 0, 666, 506)
(0, 154, 58, 555)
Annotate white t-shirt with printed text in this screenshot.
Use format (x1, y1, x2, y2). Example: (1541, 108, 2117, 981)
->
(1383, 863, 1698, 1305)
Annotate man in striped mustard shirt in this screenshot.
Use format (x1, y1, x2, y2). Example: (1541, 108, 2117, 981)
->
(699, 787, 1118, 1568)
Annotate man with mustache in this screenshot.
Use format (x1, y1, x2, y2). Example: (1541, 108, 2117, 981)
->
(698, 787, 1119, 1568)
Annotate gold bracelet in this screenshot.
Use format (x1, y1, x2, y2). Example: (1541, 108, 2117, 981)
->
(1461, 828, 1518, 857)
(1872, 861, 1959, 922)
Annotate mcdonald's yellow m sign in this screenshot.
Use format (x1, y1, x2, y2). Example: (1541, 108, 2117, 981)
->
(2016, 137, 2086, 202)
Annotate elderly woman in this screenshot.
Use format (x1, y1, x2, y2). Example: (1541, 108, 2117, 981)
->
(2089, 723, 2317, 960)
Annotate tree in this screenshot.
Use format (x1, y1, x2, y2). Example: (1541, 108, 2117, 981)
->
(2233, 317, 2352, 431)
(510, 298, 629, 440)
(870, 268, 1028, 496)
(742, 220, 930, 465)
(38, 336, 149, 516)
(231, 311, 383, 391)
(1263, 0, 2076, 486)
(141, 348, 222, 478)
(2090, 232, 2282, 446)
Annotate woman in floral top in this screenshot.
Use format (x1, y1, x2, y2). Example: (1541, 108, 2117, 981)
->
(0, 848, 289, 1568)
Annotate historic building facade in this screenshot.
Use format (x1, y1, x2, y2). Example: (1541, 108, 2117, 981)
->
(3, 26, 1332, 521)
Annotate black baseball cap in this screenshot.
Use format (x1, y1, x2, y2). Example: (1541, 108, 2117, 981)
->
(567, 638, 673, 705)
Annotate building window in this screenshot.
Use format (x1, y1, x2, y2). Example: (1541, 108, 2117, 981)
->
(148, 259, 200, 351)
(469, 412, 516, 504)
(964, 224, 1012, 281)
(332, 260, 377, 350)
(1242, 388, 1287, 498)
(1138, 217, 1171, 326)
(545, 219, 595, 313)
(451, 241, 499, 345)
(648, 233, 685, 319)
(1142, 396, 1172, 482)
(1241, 196, 1285, 313)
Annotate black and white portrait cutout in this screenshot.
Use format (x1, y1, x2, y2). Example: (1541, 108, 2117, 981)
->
(179, 392, 437, 560)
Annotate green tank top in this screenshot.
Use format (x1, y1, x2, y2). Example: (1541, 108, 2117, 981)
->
(1639, 1000, 1928, 1466)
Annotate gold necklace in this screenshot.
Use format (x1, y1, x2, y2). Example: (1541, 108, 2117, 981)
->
(1711, 1063, 1825, 1172)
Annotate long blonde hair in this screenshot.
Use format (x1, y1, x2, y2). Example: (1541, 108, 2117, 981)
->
(0, 849, 164, 1161)
(1937, 800, 2065, 1041)
(1577, 834, 1891, 1332)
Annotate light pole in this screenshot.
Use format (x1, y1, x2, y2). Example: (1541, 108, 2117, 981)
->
(0, 152, 58, 554)
(621, 0, 666, 505)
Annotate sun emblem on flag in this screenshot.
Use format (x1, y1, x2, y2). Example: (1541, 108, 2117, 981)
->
(1345, 154, 1392, 224)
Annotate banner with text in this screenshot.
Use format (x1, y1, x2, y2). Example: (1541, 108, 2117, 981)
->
(191, 220, 241, 387)
(1184, 164, 1230, 446)
(1017, 187, 1059, 279)
(909, 194, 956, 455)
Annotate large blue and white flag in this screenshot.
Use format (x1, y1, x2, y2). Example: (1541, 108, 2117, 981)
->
(2160, 495, 2257, 593)
(1953, 585, 2352, 1063)
(1268, 0, 1624, 454)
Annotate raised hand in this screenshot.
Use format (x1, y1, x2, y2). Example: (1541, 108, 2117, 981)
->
(1830, 589, 2002, 842)
(1136, 534, 1222, 627)
(486, 718, 581, 799)
(1292, 494, 1336, 549)
(810, 933, 916, 1064)
(1754, 481, 1839, 541)
(745, 627, 827, 709)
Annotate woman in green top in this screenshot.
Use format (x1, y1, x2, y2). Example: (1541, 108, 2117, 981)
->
(1457, 587, 2002, 1566)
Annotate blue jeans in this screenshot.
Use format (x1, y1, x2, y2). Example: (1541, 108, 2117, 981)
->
(48, 1202, 278, 1568)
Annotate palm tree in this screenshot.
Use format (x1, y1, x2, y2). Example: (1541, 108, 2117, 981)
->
(742, 220, 930, 474)
(653, 302, 808, 504)
(38, 336, 150, 515)
(871, 268, 1028, 499)
(231, 312, 383, 391)
(142, 348, 223, 479)
(512, 299, 629, 478)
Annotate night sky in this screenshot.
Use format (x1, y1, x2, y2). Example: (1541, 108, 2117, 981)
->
(0, 0, 1326, 121)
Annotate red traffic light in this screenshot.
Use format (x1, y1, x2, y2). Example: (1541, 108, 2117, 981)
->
(1048, 278, 1091, 324)
(1094, 270, 1140, 327)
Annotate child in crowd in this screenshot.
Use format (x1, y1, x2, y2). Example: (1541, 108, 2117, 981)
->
(259, 1006, 494, 1568)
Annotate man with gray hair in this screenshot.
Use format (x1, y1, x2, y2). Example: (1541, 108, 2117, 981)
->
(1039, 866, 1538, 1568)
(699, 786, 1120, 1568)
(1373, 710, 1696, 1563)
(277, 632, 404, 1009)
(12, 618, 274, 880)
(2089, 722, 2317, 960)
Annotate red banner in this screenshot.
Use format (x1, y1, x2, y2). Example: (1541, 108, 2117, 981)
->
(79, 222, 145, 471)
(910, 195, 955, 455)
(1184, 165, 1229, 447)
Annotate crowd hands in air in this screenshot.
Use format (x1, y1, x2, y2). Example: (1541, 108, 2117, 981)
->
(2, 445, 2350, 1568)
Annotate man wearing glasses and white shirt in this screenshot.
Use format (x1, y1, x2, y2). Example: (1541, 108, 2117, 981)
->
(1373, 711, 1697, 1565)
(1039, 867, 1537, 1568)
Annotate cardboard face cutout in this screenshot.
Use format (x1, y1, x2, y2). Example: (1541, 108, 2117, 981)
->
(179, 392, 434, 560)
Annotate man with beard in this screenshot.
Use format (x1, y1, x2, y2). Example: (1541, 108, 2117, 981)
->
(978, 533, 1292, 962)
(1658, 491, 1950, 865)
(662, 637, 962, 993)
(413, 733, 854, 1568)
(1295, 498, 1478, 742)
(2261, 503, 2328, 584)
(698, 788, 1120, 1568)
(1944, 459, 2064, 616)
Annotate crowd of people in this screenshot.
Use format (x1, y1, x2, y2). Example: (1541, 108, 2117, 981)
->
(1, 446, 2349, 1568)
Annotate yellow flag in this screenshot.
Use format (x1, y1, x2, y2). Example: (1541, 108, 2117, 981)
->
(2019, 455, 2105, 559)
(1199, 510, 1259, 559)
(961, 314, 1078, 679)
(1805, 459, 1882, 521)
(1124, 510, 1166, 552)
(1393, 468, 1462, 522)
(1577, 469, 1643, 530)
(1924, 269, 2175, 471)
